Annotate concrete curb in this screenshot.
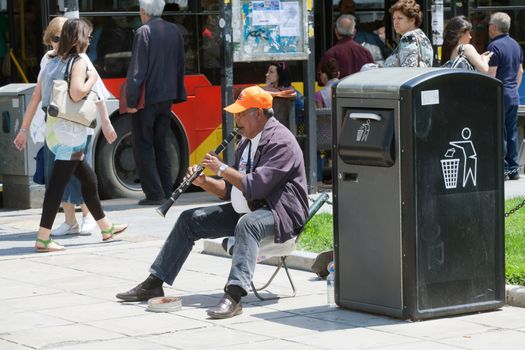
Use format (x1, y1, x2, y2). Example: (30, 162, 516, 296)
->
(202, 239, 525, 308)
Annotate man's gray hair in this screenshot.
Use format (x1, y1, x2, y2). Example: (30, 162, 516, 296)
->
(336, 14, 356, 37)
(490, 12, 511, 34)
(262, 108, 274, 119)
(139, 0, 165, 16)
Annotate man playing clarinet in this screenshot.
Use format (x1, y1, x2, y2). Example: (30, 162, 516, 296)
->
(116, 86, 308, 319)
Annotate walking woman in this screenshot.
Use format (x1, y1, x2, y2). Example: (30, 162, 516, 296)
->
(26, 18, 126, 252)
(14, 17, 118, 238)
(441, 16, 493, 73)
(384, 0, 433, 67)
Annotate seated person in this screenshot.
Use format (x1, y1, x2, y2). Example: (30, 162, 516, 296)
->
(316, 58, 340, 109)
(116, 86, 309, 319)
(263, 62, 304, 127)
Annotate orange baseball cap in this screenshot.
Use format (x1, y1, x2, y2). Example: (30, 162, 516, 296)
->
(224, 86, 273, 114)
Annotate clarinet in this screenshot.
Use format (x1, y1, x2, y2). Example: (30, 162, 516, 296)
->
(156, 128, 239, 217)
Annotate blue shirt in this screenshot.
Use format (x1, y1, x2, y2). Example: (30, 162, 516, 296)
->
(487, 34, 523, 107)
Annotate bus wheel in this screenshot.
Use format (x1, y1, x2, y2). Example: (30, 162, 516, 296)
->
(95, 116, 182, 199)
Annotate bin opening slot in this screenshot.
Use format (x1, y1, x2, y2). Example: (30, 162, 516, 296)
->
(343, 173, 359, 182)
(350, 113, 382, 121)
(338, 108, 395, 167)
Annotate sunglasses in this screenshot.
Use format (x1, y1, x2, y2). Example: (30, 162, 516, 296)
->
(51, 35, 60, 43)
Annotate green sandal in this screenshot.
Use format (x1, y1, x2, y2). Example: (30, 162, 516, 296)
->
(101, 223, 128, 241)
(35, 238, 65, 253)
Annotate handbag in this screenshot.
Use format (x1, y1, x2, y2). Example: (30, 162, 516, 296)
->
(33, 146, 45, 185)
(48, 55, 98, 128)
(442, 45, 475, 71)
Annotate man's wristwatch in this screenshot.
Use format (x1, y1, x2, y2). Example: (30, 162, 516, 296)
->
(218, 163, 229, 177)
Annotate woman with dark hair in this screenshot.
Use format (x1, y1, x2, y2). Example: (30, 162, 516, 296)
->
(384, 0, 433, 67)
(441, 16, 492, 73)
(264, 62, 304, 128)
(315, 58, 340, 108)
(29, 18, 126, 252)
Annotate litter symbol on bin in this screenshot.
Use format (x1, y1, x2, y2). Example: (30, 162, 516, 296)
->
(440, 127, 477, 190)
(356, 119, 371, 142)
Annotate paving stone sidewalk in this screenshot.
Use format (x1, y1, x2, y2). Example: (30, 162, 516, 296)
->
(0, 191, 525, 349)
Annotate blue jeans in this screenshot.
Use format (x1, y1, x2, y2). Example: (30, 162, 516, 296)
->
(44, 135, 93, 205)
(503, 105, 519, 174)
(150, 203, 275, 294)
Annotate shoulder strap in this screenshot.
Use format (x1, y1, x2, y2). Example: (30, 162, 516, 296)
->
(64, 55, 81, 100)
(457, 44, 465, 56)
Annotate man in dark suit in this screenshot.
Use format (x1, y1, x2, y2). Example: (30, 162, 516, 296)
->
(125, 0, 186, 205)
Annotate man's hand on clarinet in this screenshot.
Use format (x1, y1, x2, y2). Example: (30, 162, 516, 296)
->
(200, 152, 221, 175)
(187, 165, 206, 187)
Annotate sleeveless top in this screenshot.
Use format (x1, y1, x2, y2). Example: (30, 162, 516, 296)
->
(442, 44, 475, 71)
(40, 55, 88, 161)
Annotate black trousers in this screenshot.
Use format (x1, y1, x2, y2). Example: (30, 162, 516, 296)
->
(131, 100, 173, 200)
(40, 160, 104, 229)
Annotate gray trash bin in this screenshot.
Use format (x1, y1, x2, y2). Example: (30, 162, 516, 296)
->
(0, 83, 44, 208)
(333, 68, 505, 320)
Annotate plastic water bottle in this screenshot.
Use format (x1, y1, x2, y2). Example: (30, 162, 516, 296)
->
(327, 260, 336, 307)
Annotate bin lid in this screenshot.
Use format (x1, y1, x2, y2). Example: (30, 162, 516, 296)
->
(336, 68, 458, 100)
(0, 83, 36, 96)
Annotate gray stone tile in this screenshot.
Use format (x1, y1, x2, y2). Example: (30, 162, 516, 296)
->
(304, 308, 404, 327)
(0, 299, 25, 315)
(0, 278, 59, 300)
(1, 324, 124, 349)
(87, 312, 210, 337)
(3, 292, 102, 312)
(0, 259, 90, 282)
(39, 301, 147, 323)
(43, 274, 131, 294)
(227, 314, 351, 338)
(440, 329, 525, 350)
(143, 325, 270, 349)
(370, 317, 496, 341)
(252, 293, 335, 315)
(0, 311, 71, 333)
(456, 306, 525, 329)
(49, 338, 174, 350)
(372, 340, 469, 350)
(0, 339, 33, 349)
(286, 327, 420, 349)
(207, 338, 324, 350)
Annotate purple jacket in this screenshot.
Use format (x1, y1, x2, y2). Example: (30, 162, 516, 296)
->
(224, 117, 309, 243)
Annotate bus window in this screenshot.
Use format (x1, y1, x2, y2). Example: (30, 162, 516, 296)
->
(163, 14, 199, 74)
(83, 15, 138, 78)
(199, 14, 221, 85)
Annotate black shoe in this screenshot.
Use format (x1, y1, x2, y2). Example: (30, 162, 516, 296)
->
(206, 294, 242, 319)
(509, 172, 520, 180)
(116, 284, 164, 302)
(138, 198, 164, 206)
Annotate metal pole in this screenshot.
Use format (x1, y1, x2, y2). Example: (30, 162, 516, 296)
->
(303, 5, 317, 194)
(220, 0, 234, 164)
(64, 0, 79, 19)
